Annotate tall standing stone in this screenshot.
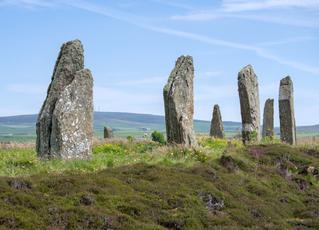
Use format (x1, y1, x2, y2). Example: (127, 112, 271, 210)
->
(163, 55, 197, 147)
(279, 76, 296, 145)
(210, 104, 225, 139)
(262, 99, 274, 138)
(238, 65, 261, 144)
(104, 127, 113, 139)
(36, 40, 94, 159)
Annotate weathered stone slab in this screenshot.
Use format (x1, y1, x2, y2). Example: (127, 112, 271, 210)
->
(36, 40, 93, 159)
(210, 104, 225, 139)
(238, 65, 261, 144)
(50, 69, 93, 159)
(279, 76, 296, 145)
(104, 127, 113, 139)
(262, 99, 274, 138)
(163, 55, 197, 147)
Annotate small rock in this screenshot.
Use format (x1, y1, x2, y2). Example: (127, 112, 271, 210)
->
(104, 127, 113, 139)
(7, 179, 32, 190)
(210, 104, 225, 139)
(158, 219, 185, 230)
(279, 197, 289, 203)
(199, 192, 224, 211)
(276, 164, 293, 180)
(80, 194, 94, 206)
(298, 166, 318, 177)
(304, 149, 319, 157)
(250, 209, 262, 218)
(220, 155, 238, 172)
(292, 177, 309, 191)
(307, 166, 318, 175)
(101, 216, 115, 229)
(298, 165, 310, 175)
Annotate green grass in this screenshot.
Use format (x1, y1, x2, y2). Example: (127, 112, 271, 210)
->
(0, 141, 160, 177)
(0, 139, 319, 229)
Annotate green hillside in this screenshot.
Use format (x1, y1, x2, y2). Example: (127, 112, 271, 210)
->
(0, 139, 319, 229)
(0, 112, 318, 142)
(0, 112, 240, 142)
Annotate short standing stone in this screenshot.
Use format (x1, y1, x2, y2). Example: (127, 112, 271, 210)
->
(262, 99, 274, 138)
(238, 65, 261, 144)
(36, 40, 93, 159)
(210, 105, 225, 139)
(279, 76, 296, 145)
(163, 55, 197, 147)
(104, 127, 113, 139)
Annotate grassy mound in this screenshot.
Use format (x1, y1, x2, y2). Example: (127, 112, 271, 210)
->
(0, 139, 319, 229)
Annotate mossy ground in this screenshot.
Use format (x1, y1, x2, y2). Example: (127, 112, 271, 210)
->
(0, 138, 319, 229)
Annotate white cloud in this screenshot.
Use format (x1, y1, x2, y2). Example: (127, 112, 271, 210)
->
(170, 0, 319, 28)
(256, 49, 319, 75)
(2, 1, 318, 77)
(0, 0, 55, 8)
(2, 0, 318, 76)
(256, 36, 315, 47)
(170, 12, 223, 21)
(171, 12, 319, 28)
(222, 0, 319, 12)
(144, 25, 319, 75)
(238, 14, 319, 28)
(148, 0, 193, 10)
(60, 1, 319, 76)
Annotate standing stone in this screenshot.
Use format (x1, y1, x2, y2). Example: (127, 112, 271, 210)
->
(262, 99, 274, 138)
(36, 40, 93, 159)
(163, 55, 197, 147)
(238, 65, 261, 144)
(279, 76, 296, 145)
(104, 127, 113, 139)
(210, 104, 225, 139)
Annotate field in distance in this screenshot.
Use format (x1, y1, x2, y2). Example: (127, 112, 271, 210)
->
(0, 112, 318, 142)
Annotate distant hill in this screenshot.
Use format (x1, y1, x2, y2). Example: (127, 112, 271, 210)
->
(0, 112, 317, 142)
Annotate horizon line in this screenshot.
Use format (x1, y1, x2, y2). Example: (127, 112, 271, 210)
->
(0, 111, 318, 127)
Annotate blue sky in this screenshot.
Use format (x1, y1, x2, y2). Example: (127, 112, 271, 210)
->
(0, 0, 318, 125)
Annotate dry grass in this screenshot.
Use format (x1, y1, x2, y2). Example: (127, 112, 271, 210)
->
(0, 137, 152, 150)
(0, 141, 35, 149)
(297, 136, 319, 145)
(2, 135, 319, 150)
